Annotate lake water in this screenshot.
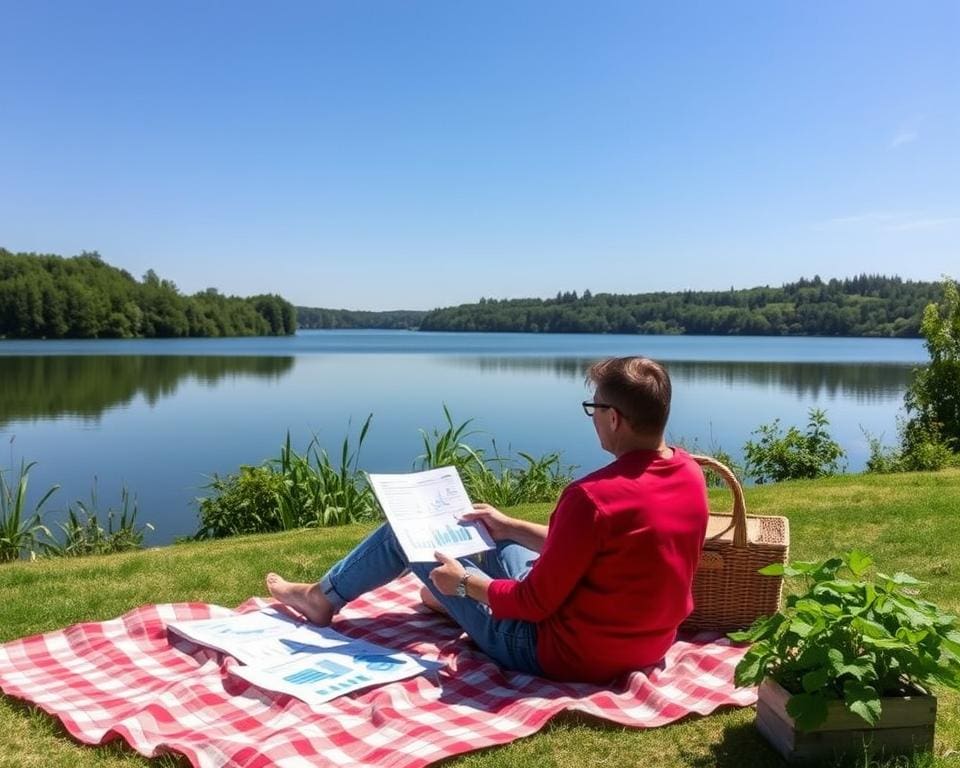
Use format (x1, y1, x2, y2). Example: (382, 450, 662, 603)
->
(0, 331, 927, 545)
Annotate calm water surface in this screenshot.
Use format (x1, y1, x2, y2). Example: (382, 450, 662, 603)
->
(0, 331, 926, 545)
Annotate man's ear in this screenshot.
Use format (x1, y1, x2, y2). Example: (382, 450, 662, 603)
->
(609, 406, 623, 430)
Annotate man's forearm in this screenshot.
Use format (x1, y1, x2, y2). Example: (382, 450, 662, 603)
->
(506, 519, 548, 553)
(464, 571, 492, 605)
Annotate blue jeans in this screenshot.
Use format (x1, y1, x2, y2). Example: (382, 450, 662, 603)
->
(319, 524, 543, 676)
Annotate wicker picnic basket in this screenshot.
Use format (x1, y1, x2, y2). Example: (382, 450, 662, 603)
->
(681, 454, 790, 633)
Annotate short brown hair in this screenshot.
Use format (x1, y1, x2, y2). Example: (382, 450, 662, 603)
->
(586, 357, 672, 434)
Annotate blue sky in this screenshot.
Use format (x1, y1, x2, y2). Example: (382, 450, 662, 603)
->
(2, 2, 957, 310)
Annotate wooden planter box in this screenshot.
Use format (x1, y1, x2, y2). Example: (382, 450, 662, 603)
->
(757, 678, 937, 764)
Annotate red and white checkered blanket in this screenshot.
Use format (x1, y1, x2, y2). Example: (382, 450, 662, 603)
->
(0, 574, 756, 767)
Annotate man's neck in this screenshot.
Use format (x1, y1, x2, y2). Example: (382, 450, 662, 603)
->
(612, 434, 669, 458)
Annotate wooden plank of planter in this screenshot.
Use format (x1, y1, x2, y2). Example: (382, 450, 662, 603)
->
(757, 679, 937, 763)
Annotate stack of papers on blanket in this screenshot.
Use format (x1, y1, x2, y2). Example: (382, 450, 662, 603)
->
(168, 607, 425, 705)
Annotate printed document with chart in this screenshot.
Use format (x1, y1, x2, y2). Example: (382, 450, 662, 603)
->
(168, 608, 426, 705)
(367, 466, 495, 562)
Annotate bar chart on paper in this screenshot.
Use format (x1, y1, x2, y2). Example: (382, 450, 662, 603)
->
(368, 467, 496, 562)
(404, 522, 480, 552)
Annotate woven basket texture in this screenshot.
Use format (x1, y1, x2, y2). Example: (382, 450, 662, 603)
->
(681, 455, 790, 633)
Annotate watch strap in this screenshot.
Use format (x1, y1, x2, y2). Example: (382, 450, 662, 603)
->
(456, 572, 471, 598)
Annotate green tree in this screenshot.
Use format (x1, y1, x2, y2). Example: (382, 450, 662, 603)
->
(903, 276, 960, 451)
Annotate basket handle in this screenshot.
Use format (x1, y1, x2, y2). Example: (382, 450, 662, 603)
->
(690, 454, 747, 548)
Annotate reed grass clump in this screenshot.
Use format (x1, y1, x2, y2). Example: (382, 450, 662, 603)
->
(195, 409, 574, 539)
(0, 460, 151, 562)
(195, 415, 379, 539)
(46, 486, 154, 557)
(0, 459, 56, 562)
(416, 407, 574, 506)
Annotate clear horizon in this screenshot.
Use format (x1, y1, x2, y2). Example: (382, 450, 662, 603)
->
(3, 2, 957, 311)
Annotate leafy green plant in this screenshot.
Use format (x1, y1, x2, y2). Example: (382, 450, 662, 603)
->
(196, 465, 290, 539)
(46, 485, 153, 556)
(862, 421, 958, 475)
(195, 416, 379, 539)
(743, 407, 846, 483)
(903, 276, 960, 453)
(898, 419, 956, 472)
(0, 459, 57, 562)
(863, 428, 903, 474)
(731, 551, 960, 732)
(196, 410, 576, 539)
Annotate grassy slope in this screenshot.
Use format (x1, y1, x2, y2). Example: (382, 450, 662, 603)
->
(1, 470, 959, 768)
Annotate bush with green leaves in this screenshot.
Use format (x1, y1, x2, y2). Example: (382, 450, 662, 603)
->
(904, 276, 960, 453)
(731, 551, 960, 732)
(743, 407, 846, 484)
(196, 465, 290, 539)
(196, 417, 379, 539)
(864, 421, 958, 474)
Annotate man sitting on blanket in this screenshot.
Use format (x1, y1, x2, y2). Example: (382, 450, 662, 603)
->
(266, 356, 709, 684)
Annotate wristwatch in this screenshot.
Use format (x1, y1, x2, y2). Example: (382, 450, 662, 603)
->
(455, 572, 471, 598)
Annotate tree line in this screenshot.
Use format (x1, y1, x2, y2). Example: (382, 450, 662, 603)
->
(0, 249, 296, 338)
(296, 306, 426, 330)
(418, 275, 942, 337)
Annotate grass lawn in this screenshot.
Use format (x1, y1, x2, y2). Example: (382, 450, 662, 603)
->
(1, 469, 959, 768)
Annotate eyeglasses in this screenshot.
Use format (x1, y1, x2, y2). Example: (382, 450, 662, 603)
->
(582, 401, 616, 417)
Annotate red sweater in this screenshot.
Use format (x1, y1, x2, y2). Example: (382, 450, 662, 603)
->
(487, 448, 709, 683)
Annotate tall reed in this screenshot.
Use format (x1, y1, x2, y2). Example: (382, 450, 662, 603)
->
(46, 484, 154, 557)
(416, 409, 574, 506)
(275, 414, 378, 527)
(0, 460, 56, 562)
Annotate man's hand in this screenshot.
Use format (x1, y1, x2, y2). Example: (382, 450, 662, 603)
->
(429, 551, 467, 596)
(459, 503, 516, 540)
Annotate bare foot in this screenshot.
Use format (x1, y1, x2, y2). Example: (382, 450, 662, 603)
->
(265, 573, 336, 626)
(420, 585, 449, 616)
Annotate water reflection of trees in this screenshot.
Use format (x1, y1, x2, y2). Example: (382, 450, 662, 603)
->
(446, 356, 914, 403)
(0, 356, 295, 425)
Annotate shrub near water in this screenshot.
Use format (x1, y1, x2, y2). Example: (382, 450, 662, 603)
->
(196, 410, 574, 539)
(743, 408, 846, 484)
(196, 416, 378, 539)
(866, 276, 960, 474)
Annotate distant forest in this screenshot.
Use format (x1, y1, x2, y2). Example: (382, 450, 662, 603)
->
(0, 249, 296, 339)
(296, 307, 426, 330)
(417, 276, 943, 337)
(2, 249, 942, 340)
